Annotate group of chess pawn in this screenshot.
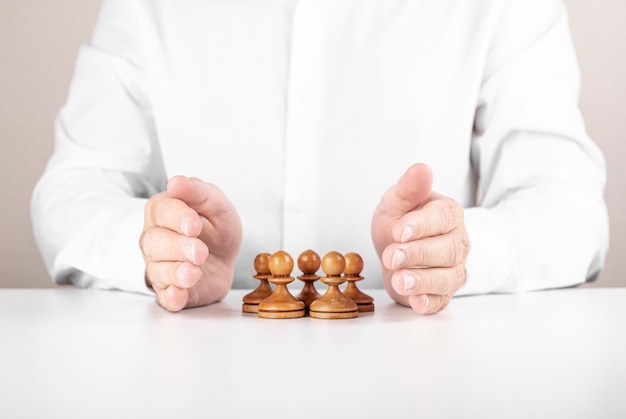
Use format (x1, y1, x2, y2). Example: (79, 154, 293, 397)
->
(242, 249, 374, 319)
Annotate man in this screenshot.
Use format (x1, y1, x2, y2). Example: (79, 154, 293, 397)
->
(32, 0, 609, 314)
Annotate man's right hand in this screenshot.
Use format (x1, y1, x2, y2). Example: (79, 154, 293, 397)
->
(140, 176, 243, 312)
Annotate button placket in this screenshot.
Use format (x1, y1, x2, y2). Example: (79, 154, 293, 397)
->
(282, 0, 327, 251)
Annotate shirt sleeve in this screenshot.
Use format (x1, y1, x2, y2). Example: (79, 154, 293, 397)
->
(31, 0, 165, 294)
(459, 0, 609, 295)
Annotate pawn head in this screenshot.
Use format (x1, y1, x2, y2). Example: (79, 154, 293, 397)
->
(297, 249, 321, 275)
(344, 252, 364, 276)
(254, 253, 271, 275)
(321, 251, 346, 277)
(269, 250, 294, 277)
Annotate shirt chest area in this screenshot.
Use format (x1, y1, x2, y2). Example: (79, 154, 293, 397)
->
(141, 1, 488, 211)
(144, 1, 487, 142)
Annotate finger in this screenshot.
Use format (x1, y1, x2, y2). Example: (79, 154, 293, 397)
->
(144, 192, 203, 237)
(392, 194, 463, 242)
(167, 176, 242, 257)
(390, 266, 467, 296)
(376, 163, 433, 220)
(156, 285, 189, 313)
(408, 294, 451, 315)
(167, 176, 237, 221)
(140, 226, 209, 265)
(382, 233, 470, 269)
(146, 260, 202, 290)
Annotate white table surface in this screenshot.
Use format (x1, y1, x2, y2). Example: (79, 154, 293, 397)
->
(0, 287, 624, 419)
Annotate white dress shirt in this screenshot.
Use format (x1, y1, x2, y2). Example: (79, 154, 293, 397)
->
(31, 0, 609, 297)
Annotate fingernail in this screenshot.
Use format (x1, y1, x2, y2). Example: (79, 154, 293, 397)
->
(181, 218, 190, 236)
(176, 263, 186, 284)
(165, 286, 174, 302)
(423, 294, 430, 310)
(403, 271, 417, 292)
(401, 226, 414, 243)
(392, 249, 406, 268)
(184, 241, 197, 264)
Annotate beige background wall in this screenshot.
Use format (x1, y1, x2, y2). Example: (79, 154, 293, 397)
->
(0, 0, 624, 288)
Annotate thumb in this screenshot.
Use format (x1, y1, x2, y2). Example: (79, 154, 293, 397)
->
(379, 163, 433, 219)
(167, 176, 237, 222)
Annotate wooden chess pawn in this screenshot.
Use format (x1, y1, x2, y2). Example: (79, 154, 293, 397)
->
(309, 251, 358, 319)
(258, 251, 306, 319)
(296, 249, 322, 310)
(342, 252, 375, 313)
(242, 253, 273, 313)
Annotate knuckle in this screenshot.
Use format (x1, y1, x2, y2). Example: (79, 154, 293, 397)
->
(433, 269, 456, 295)
(435, 271, 451, 295)
(414, 245, 428, 265)
(418, 269, 456, 296)
(423, 266, 466, 301)
(439, 200, 458, 233)
(418, 269, 435, 292)
(450, 264, 467, 295)
(450, 235, 471, 264)
(454, 264, 468, 288)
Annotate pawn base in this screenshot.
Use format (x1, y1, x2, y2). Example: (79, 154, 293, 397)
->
(309, 309, 358, 319)
(258, 309, 306, 319)
(242, 303, 259, 314)
(357, 303, 375, 313)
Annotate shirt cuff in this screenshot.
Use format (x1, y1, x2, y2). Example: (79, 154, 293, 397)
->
(54, 198, 152, 295)
(457, 207, 515, 296)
